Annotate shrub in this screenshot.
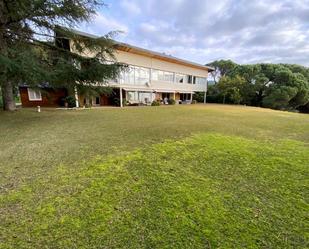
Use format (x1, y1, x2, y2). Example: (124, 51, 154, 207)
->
(168, 99, 176, 105)
(151, 100, 160, 106)
(65, 96, 76, 108)
(193, 92, 204, 102)
(112, 98, 120, 106)
(114, 98, 127, 106)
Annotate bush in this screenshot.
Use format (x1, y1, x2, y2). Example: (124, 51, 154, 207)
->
(65, 96, 76, 108)
(151, 100, 160, 106)
(113, 98, 127, 106)
(206, 94, 222, 103)
(193, 92, 204, 102)
(168, 99, 176, 105)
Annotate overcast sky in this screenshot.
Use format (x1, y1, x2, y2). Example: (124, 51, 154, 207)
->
(80, 0, 309, 66)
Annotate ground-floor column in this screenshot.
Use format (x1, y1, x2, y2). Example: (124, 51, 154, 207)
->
(204, 82, 207, 104)
(190, 93, 193, 103)
(74, 86, 79, 108)
(120, 87, 123, 107)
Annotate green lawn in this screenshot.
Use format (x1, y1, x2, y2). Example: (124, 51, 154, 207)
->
(0, 104, 308, 248)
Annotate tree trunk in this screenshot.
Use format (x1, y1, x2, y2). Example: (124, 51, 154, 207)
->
(1, 81, 16, 111)
(0, 11, 16, 111)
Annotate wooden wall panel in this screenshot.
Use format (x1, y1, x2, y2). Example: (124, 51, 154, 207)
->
(20, 87, 67, 107)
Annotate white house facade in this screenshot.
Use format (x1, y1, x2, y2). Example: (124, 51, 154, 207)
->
(70, 29, 214, 107)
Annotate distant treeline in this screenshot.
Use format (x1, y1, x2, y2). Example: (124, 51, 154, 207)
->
(195, 60, 309, 113)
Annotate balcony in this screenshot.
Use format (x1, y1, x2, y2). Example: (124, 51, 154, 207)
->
(109, 65, 207, 93)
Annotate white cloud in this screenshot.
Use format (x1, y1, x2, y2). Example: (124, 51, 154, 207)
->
(81, 13, 129, 37)
(120, 0, 141, 15)
(139, 22, 157, 33)
(81, 0, 309, 66)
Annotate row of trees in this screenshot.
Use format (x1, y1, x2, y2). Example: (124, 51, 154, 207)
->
(0, 0, 123, 111)
(201, 60, 309, 112)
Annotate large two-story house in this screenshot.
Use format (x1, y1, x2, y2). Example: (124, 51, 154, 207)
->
(20, 29, 214, 107)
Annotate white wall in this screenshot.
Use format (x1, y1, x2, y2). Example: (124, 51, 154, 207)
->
(114, 50, 208, 77)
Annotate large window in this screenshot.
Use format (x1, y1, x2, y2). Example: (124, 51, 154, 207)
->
(180, 93, 191, 101)
(195, 77, 207, 85)
(119, 66, 150, 85)
(135, 66, 150, 84)
(27, 88, 42, 101)
(139, 92, 154, 103)
(152, 70, 163, 81)
(127, 91, 138, 101)
(152, 69, 174, 82)
(127, 91, 154, 103)
(119, 66, 135, 85)
(175, 74, 185, 83)
(186, 76, 207, 85)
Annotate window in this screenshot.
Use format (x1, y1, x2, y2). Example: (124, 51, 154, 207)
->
(180, 93, 191, 101)
(164, 71, 174, 82)
(195, 77, 207, 85)
(152, 70, 163, 81)
(187, 75, 193, 84)
(187, 76, 206, 85)
(127, 91, 154, 103)
(135, 66, 150, 84)
(27, 88, 42, 101)
(119, 66, 150, 85)
(152, 69, 174, 82)
(162, 93, 171, 99)
(175, 74, 185, 83)
(139, 92, 154, 103)
(127, 91, 138, 101)
(119, 66, 135, 84)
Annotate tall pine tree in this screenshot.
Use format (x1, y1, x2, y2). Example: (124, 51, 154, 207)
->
(0, 0, 124, 111)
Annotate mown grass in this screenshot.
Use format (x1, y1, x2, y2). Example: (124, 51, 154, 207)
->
(0, 104, 309, 248)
